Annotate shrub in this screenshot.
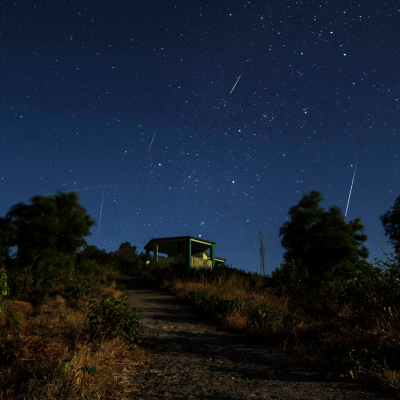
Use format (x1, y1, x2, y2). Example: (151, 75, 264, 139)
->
(6, 266, 34, 300)
(119, 258, 143, 276)
(87, 293, 141, 343)
(64, 280, 93, 309)
(0, 267, 10, 311)
(341, 346, 383, 380)
(187, 290, 213, 313)
(247, 302, 283, 331)
(0, 301, 23, 336)
(211, 294, 244, 317)
(187, 290, 244, 317)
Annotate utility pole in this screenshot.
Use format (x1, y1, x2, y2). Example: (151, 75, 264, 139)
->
(259, 231, 267, 276)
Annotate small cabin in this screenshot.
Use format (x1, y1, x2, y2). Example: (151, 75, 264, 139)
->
(144, 236, 226, 268)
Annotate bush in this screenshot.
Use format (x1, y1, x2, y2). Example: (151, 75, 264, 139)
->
(212, 294, 244, 317)
(64, 280, 93, 309)
(247, 302, 283, 331)
(0, 267, 10, 311)
(87, 293, 141, 343)
(187, 290, 244, 317)
(0, 301, 23, 336)
(119, 258, 143, 276)
(6, 266, 34, 300)
(187, 290, 211, 310)
(341, 346, 383, 380)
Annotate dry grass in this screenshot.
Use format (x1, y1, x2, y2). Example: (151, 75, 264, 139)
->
(151, 265, 400, 391)
(0, 290, 147, 399)
(170, 277, 289, 334)
(373, 368, 400, 389)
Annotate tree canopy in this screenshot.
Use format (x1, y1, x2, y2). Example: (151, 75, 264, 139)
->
(118, 241, 138, 258)
(279, 191, 369, 279)
(4, 191, 95, 268)
(380, 195, 400, 254)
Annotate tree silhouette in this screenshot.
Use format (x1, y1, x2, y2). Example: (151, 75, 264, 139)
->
(280, 191, 369, 279)
(5, 191, 95, 269)
(381, 195, 400, 255)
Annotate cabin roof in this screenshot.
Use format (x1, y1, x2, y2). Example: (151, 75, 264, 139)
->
(144, 236, 216, 250)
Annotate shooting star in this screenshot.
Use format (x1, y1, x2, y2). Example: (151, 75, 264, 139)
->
(345, 160, 358, 218)
(148, 132, 156, 153)
(97, 186, 106, 240)
(229, 73, 242, 95)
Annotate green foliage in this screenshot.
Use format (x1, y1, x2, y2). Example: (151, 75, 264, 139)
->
(0, 192, 96, 298)
(187, 291, 212, 310)
(87, 293, 141, 343)
(64, 280, 93, 309)
(381, 195, 400, 254)
(5, 191, 95, 268)
(345, 255, 400, 324)
(0, 217, 13, 265)
(118, 241, 138, 258)
(279, 191, 369, 281)
(0, 301, 23, 336)
(6, 266, 34, 300)
(212, 294, 244, 316)
(78, 365, 97, 377)
(119, 258, 143, 276)
(0, 268, 10, 311)
(77, 245, 113, 266)
(271, 259, 308, 293)
(246, 303, 283, 330)
(144, 262, 271, 294)
(34, 251, 76, 291)
(187, 290, 244, 317)
(341, 346, 383, 380)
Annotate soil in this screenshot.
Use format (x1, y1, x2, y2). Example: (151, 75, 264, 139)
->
(122, 277, 391, 400)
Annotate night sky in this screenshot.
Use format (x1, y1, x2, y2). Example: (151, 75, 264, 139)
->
(1, 1, 399, 273)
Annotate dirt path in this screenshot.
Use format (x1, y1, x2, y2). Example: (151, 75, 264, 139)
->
(123, 277, 389, 400)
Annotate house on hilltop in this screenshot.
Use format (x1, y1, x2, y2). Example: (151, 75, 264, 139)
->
(144, 236, 226, 268)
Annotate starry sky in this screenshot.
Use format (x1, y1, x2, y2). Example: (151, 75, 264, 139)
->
(1, 0, 399, 273)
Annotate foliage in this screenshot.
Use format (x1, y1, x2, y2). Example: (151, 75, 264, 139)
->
(341, 346, 383, 380)
(0, 301, 23, 336)
(0, 290, 146, 399)
(381, 195, 400, 254)
(35, 251, 76, 292)
(187, 290, 244, 317)
(0, 192, 97, 299)
(270, 259, 308, 293)
(64, 280, 93, 309)
(142, 258, 400, 389)
(4, 191, 95, 269)
(0, 267, 10, 311)
(0, 217, 13, 265)
(119, 257, 143, 275)
(77, 245, 113, 266)
(0, 267, 21, 337)
(118, 241, 138, 258)
(345, 255, 400, 325)
(246, 303, 283, 330)
(5, 266, 34, 300)
(279, 191, 369, 281)
(87, 293, 141, 343)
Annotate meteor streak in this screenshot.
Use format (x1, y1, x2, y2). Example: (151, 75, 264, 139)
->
(345, 160, 358, 218)
(229, 73, 242, 95)
(148, 132, 156, 153)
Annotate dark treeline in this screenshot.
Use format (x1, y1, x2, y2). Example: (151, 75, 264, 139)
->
(0, 191, 144, 308)
(1, 189, 400, 387)
(0, 192, 143, 399)
(1, 189, 400, 306)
